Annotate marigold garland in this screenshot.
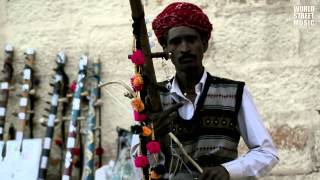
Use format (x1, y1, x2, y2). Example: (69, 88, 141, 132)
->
(129, 48, 162, 174)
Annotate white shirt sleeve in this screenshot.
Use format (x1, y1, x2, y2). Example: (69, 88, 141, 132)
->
(222, 86, 279, 179)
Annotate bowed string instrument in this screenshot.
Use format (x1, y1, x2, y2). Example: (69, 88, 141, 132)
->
(15, 48, 38, 147)
(38, 52, 69, 180)
(62, 55, 88, 180)
(128, 1, 203, 178)
(0, 44, 14, 141)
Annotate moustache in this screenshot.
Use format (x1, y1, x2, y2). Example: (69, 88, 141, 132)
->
(178, 54, 197, 61)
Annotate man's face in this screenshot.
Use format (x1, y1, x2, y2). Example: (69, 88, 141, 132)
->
(164, 26, 208, 73)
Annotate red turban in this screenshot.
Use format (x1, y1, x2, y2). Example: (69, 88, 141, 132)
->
(152, 2, 213, 45)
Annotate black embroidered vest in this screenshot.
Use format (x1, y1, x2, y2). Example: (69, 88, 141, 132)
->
(160, 73, 245, 168)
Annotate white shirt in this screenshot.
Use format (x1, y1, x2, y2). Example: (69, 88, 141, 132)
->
(169, 70, 207, 120)
(168, 70, 279, 179)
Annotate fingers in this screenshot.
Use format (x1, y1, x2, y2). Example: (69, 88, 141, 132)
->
(149, 103, 183, 137)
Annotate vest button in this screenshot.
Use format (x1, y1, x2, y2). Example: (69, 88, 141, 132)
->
(229, 122, 234, 127)
(222, 120, 227, 126)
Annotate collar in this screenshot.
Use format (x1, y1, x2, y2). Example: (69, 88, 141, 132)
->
(169, 70, 208, 97)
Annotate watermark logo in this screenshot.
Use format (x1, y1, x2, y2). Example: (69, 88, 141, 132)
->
(294, 5, 316, 26)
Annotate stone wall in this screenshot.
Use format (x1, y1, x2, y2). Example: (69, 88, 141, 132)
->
(0, 0, 319, 179)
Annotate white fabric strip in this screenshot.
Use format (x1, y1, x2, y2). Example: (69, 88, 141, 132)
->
(0, 107, 6, 116)
(1, 82, 9, 90)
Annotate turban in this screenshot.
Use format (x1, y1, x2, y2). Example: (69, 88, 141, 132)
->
(152, 2, 213, 45)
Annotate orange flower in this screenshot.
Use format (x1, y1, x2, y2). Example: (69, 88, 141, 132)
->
(131, 98, 145, 112)
(131, 74, 144, 91)
(142, 126, 152, 137)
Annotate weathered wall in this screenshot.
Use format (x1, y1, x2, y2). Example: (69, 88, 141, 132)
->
(0, 0, 319, 179)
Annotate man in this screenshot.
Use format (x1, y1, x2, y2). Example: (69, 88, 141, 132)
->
(133, 2, 279, 180)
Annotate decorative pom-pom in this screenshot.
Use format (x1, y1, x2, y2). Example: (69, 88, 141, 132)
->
(146, 140, 161, 154)
(130, 50, 145, 65)
(71, 148, 81, 156)
(54, 138, 63, 147)
(134, 155, 149, 168)
(142, 126, 152, 137)
(131, 74, 144, 91)
(133, 111, 147, 122)
(70, 81, 77, 93)
(131, 98, 145, 112)
(131, 125, 142, 134)
(95, 147, 105, 156)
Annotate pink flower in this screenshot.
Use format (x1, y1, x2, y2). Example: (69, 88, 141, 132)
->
(134, 155, 149, 168)
(133, 111, 147, 122)
(130, 50, 145, 65)
(146, 140, 161, 154)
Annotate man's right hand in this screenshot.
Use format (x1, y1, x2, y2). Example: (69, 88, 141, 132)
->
(148, 103, 183, 138)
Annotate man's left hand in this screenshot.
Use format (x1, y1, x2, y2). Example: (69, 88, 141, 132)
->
(199, 166, 230, 180)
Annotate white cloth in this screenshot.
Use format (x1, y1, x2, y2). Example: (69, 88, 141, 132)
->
(221, 87, 279, 179)
(168, 71, 279, 179)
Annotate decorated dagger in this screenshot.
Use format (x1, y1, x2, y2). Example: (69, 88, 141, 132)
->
(62, 55, 88, 180)
(0, 44, 14, 140)
(128, 1, 163, 179)
(38, 52, 67, 180)
(128, 1, 203, 176)
(82, 59, 101, 180)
